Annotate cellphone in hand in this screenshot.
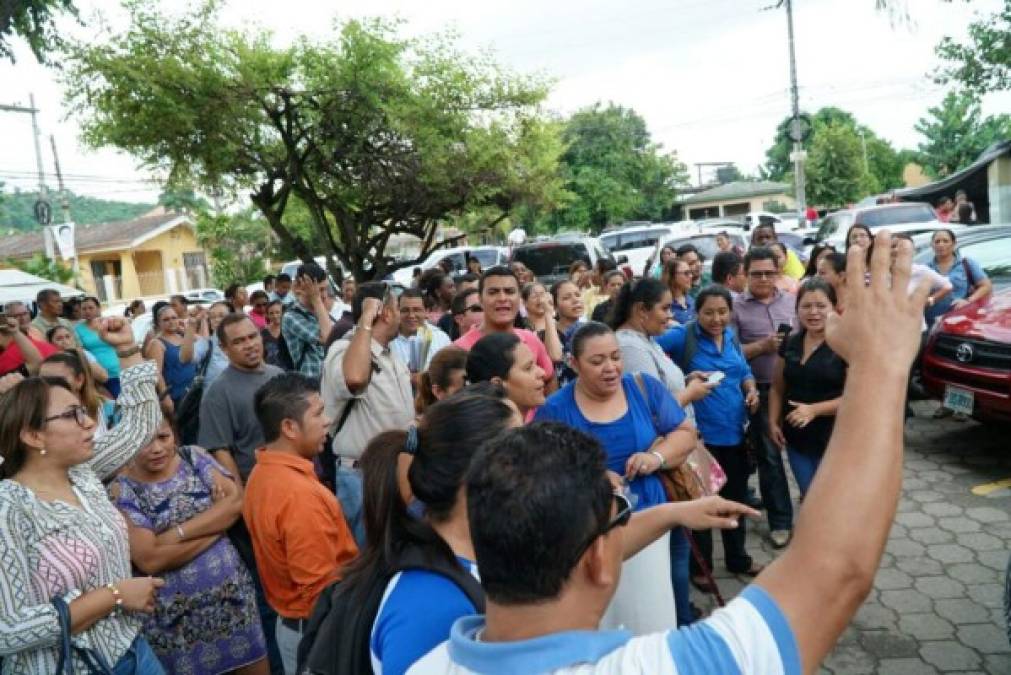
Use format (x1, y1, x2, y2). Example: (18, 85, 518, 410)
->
(777, 323, 792, 340)
(706, 371, 725, 385)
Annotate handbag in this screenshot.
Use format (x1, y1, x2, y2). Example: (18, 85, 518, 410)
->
(632, 373, 726, 502)
(175, 341, 215, 446)
(52, 596, 115, 674)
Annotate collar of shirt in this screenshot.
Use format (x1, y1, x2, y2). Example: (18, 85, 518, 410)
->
(348, 326, 392, 357)
(253, 449, 317, 478)
(446, 616, 632, 674)
(740, 287, 785, 304)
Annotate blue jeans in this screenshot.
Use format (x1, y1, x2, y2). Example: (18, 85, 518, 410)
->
(786, 447, 823, 497)
(105, 377, 121, 398)
(274, 617, 304, 675)
(112, 636, 164, 675)
(750, 389, 794, 531)
(335, 464, 366, 547)
(669, 527, 694, 626)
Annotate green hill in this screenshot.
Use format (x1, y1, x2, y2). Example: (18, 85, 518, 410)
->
(0, 185, 155, 231)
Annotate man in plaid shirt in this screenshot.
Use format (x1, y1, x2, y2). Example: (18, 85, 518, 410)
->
(281, 262, 334, 378)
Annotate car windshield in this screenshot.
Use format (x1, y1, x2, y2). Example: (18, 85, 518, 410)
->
(471, 249, 500, 267)
(961, 237, 1011, 290)
(661, 235, 722, 260)
(858, 204, 935, 227)
(600, 229, 668, 252)
(816, 212, 855, 240)
(512, 243, 590, 277)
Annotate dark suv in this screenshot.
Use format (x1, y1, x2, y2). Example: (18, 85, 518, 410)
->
(511, 237, 615, 287)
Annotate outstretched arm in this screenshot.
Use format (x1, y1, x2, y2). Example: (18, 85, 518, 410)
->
(754, 233, 929, 673)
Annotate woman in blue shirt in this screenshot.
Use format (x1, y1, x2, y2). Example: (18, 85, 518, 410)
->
(657, 285, 763, 581)
(925, 229, 992, 326)
(535, 322, 697, 634)
(75, 296, 122, 397)
(348, 390, 521, 675)
(661, 258, 696, 325)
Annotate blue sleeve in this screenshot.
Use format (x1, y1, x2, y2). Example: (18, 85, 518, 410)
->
(533, 388, 569, 424)
(656, 326, 686, 361)
(665, 585, 801, 675)
(371, 572, 477, 675)
(643, 373, 686, 435)
(966, 257, 988, 282)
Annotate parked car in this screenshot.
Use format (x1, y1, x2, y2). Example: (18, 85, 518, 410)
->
(510, 237, 616, 288)
(182, 288, 225, 304)
(920, 226, 1011, 424)
(599, 222, 696, 277)
(811, 202, 949, 249)
(390, 245, 508, 285)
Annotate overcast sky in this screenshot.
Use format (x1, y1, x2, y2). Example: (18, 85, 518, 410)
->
(1, 0, 1009, 205)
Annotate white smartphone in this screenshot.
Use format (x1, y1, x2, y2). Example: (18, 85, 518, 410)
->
(706, 371, 725, 385)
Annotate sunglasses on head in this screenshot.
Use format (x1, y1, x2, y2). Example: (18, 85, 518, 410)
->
(569, 490, 634, 565)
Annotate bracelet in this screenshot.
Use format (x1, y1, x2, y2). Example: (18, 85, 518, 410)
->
(106, 583, 123, 609)
(360, 325, 372, 332)
(176, 525, 185, 540)
(649, 450, 667, 471)
(116, 346, 141, 358)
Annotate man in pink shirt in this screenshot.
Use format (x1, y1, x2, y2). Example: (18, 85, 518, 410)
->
(454, 266, 557, 394)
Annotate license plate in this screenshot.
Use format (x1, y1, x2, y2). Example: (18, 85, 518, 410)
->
(943, 385, 974, 416)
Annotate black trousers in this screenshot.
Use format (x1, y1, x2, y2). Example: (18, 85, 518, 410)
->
(691, 442, 753, 574)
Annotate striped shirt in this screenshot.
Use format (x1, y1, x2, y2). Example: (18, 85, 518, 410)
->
(409, 586, 800, 675)
(0, 361, 160, 674)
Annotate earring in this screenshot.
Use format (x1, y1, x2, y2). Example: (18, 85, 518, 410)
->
(39, 448, 47, 456)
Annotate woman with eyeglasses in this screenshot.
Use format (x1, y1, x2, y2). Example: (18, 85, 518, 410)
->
(110, 415, 268, 674)
(0, 318, 166, 673)
(661, 258, 696, 325)
(247, 290, 270, 329)
(40, 351, 117, 439)
(535, 321, 698, 633)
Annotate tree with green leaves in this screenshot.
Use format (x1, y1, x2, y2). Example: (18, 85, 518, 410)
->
(763, 107, 906, 202)
(806, 122, 874, 208)
(0, 0, 78, 62)
(541, 103, 687, 234)
(62, 2, 557, 281)
(0, 185, 153, 230)
(7, 252, 75, 284)
(196, 210, 271, 288)
(914, 90, 1011, 178)
(936, 0, 1011, 95)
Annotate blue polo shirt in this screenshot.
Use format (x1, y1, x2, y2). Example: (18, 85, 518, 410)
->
(408, 585, 800, 674)
(671, 295, 695, 325)
(656, 323, 753, 446)
(925, 253, 987, 325)
(534, 373, 686, 511)
(371, 557, 480, 675)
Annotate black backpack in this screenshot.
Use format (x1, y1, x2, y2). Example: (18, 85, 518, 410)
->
(297, 544, 485, 675)
(175, 340, 215, 445)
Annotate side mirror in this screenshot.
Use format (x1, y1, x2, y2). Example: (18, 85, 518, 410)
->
(615, 254, 629, 264)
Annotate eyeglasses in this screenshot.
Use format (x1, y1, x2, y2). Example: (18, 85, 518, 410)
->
(44, 405, 90, 429)
(748, 271, 778, 279)
(466, 304, 483, 313)
(570, 490, 634, 565)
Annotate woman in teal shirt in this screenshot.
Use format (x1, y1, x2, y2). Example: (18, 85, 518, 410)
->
(75, 296, 122, 397)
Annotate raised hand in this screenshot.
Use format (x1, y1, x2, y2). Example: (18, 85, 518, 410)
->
(98, 317, 137, 348)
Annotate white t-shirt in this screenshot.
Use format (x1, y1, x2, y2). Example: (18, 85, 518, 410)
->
(390, 324, 452, 373)
(408, 585, 799, 675)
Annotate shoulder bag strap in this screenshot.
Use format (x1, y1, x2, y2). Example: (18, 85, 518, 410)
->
(632, 372, 660, 434)
(196, 339, 214, 377)
(682, 321, 699, 370)
(962, 257, 976, 291)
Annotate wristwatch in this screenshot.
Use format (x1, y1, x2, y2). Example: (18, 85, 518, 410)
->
(116, 346, 141, 358)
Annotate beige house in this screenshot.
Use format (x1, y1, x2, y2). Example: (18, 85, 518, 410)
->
(0, 211, 210, 303)
(677, 181, 795, 220)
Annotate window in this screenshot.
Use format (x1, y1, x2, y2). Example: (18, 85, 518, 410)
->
(599, 229, 669, 252)
(471, 249, 501, 268)
(512, 244, 590, 278)
(858, 205, 935, 227)
(962, 238, 1011, 288)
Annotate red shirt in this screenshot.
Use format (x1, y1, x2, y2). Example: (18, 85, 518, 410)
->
(0, 337, 58, 376)
(453, 326, 555, 380)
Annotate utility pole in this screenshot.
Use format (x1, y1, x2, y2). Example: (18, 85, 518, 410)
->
(783, 0, 808, 223)
(49, 135, 72, 224)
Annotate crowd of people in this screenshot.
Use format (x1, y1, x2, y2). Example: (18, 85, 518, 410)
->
(0, 222, 994, 674)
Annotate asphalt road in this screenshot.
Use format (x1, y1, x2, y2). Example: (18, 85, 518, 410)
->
(693, 399, 1011, 674)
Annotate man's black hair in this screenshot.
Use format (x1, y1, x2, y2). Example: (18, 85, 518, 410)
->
(466, 422, 612, 604)
(254, 372, 319, 443)
(451, 288, 480, 315)
(479, 266, 519, 294)
(399, 287, 424, 302)
(277, 273, 292, 283)
(297, 262, 327, 283)
(263, 274, 276, 286)
(712, 251, 743, 285)
(351, 282, 392, 323)
(743, 245, 777, 272)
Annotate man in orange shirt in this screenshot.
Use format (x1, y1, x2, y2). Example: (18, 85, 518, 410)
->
(244, 372, 359, 675)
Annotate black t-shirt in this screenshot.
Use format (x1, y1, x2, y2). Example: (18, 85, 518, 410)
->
(591, 299, 613, 324)
(779, 331, 846, 455)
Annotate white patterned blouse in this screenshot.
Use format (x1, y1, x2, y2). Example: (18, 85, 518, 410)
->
(0, 361, 160, 674)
